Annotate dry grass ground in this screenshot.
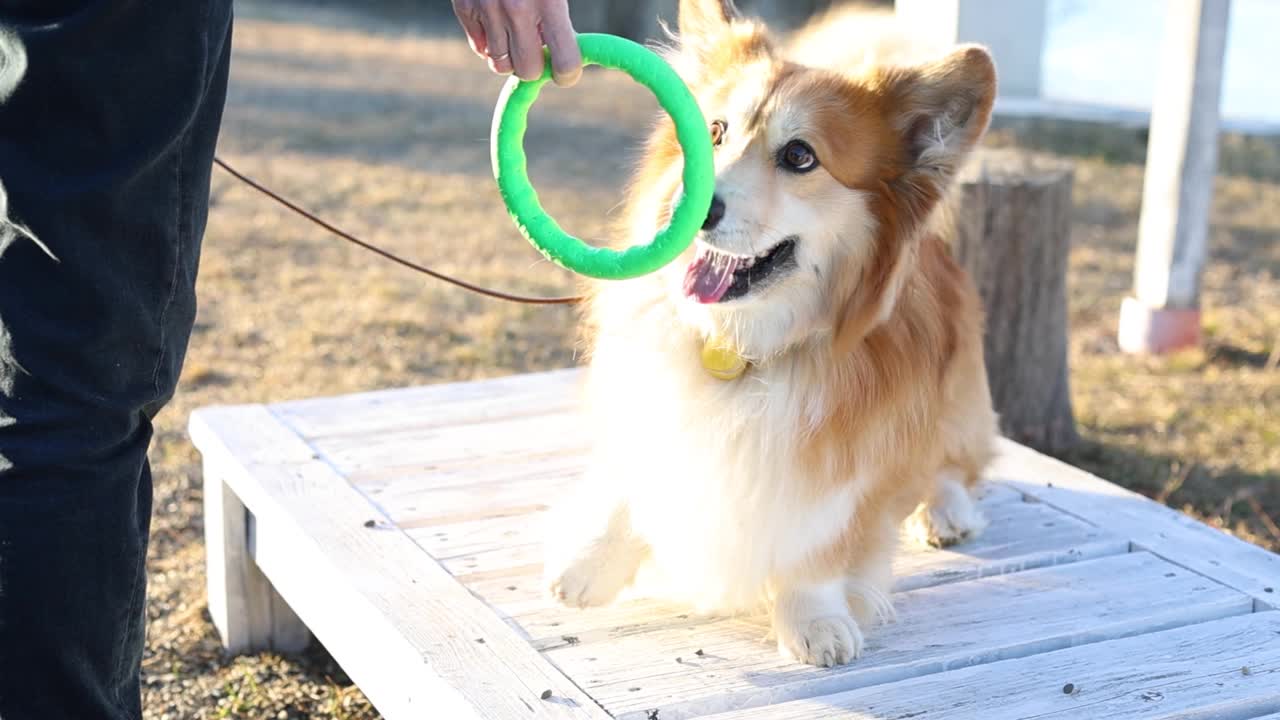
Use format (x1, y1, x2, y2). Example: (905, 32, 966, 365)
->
(140, 3, 1279, 717)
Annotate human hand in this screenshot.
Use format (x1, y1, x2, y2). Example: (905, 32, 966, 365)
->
(452, 0, 583, 87)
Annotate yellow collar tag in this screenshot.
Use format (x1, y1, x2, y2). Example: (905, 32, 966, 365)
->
(700, 337, 748, 381)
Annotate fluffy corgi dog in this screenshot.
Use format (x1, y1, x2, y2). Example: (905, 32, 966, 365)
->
(542, 0, 1000, 668)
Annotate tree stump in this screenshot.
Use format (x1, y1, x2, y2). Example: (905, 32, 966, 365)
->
(953, 148, 1080, 453)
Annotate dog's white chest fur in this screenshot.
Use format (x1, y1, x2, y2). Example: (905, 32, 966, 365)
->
(575, 331, 859, 614)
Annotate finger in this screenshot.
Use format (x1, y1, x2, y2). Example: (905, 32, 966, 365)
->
(480, 5, 514, 76)
(452, 1, 488, 58)
(539, 2, 582, 87)
(504, 1, 547, 81)
(486, 26, 515, 76)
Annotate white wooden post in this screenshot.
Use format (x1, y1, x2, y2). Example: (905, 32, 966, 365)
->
(1119, 0, 1231, 354)
(204, 464, 312, 654)
(894, 0, 1047, 99)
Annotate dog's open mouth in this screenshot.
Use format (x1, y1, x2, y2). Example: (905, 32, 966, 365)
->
(682, 236, 798, 304)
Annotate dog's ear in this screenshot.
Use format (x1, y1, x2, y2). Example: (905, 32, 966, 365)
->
(881, 45, 996, 203)
(672, 0, 772, 80)
(677, 0, 740, 54)
(827, 48, 993, 355)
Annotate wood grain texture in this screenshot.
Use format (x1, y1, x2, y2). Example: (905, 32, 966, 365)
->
(698, 611, 1280, 719)
(419, 484, 1024, 577)
(370, 466, 582, 530)
(954, 148, 1079, 452)
(890, 487, 1127, 592)
(544, 553, 1252, 720)
(415, 482, 1129, 624)
(355, 451, 588, 501)
(189, 404, 610, 720)
(991, 438, 1280, 611)
(270, 367, 583, 441)
(308, 409, 588, 484)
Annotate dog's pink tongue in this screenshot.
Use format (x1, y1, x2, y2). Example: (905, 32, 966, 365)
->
(683, 249, 740, 304)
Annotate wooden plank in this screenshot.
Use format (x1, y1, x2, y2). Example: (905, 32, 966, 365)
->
(891, 488, 1126, 592)
(451, 532, 1131, 625)
(310, 409, 588, 482)
(459, 521, 1129, 644)
(412, 512, 548, 562)
(540, 552, 1251, 720)
(414, 483, 1022, 563)
(410, 484, 1032, 581)
(991, 438, 1280, 610)
(350, 449, 588, 498)
(460, 572, 552, 618)
(370, 467, 583, 529)
(436, 492, 1125, 601)
(697, 611, 1280, 719)
(410, 482, 1127, 624)
(411, 481, 1005, 571)
(270, 367, 583, 440)
(188, 404, 610, 720)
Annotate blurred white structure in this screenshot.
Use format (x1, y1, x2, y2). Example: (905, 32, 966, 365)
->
(1121, 0, 1231, 354)
(894, 0, 1048, 99)
(897, 0, 1235, 354)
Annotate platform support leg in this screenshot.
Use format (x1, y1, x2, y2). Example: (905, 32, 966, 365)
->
(203, 462, 312, 654)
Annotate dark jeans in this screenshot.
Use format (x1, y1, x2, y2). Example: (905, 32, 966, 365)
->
(0, 2, 232, 718)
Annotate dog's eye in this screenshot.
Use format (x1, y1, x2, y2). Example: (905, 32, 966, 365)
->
(710, 119, 727, 147)
(780, 140, 818, 173)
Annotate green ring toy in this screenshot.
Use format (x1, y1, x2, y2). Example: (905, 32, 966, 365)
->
(490, 32, 715, 280)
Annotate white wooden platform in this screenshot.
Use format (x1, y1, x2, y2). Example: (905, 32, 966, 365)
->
(189, 367, 1280, 720)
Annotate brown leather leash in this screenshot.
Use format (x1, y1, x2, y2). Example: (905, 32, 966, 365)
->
(212, 156, 583, 305)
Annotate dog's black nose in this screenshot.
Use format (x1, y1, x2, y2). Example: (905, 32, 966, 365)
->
(702, 195, 726, 231)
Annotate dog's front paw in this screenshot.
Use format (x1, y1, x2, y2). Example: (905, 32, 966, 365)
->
(777, 614, 864, 668)
(546, 553, 634, 609)
(905, 502, 986, 548)
(906, 473, 988, 549)
(542, 500, 649, 609)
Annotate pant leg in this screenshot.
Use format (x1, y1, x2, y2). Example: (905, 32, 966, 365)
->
(0, 2, 233, 718)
